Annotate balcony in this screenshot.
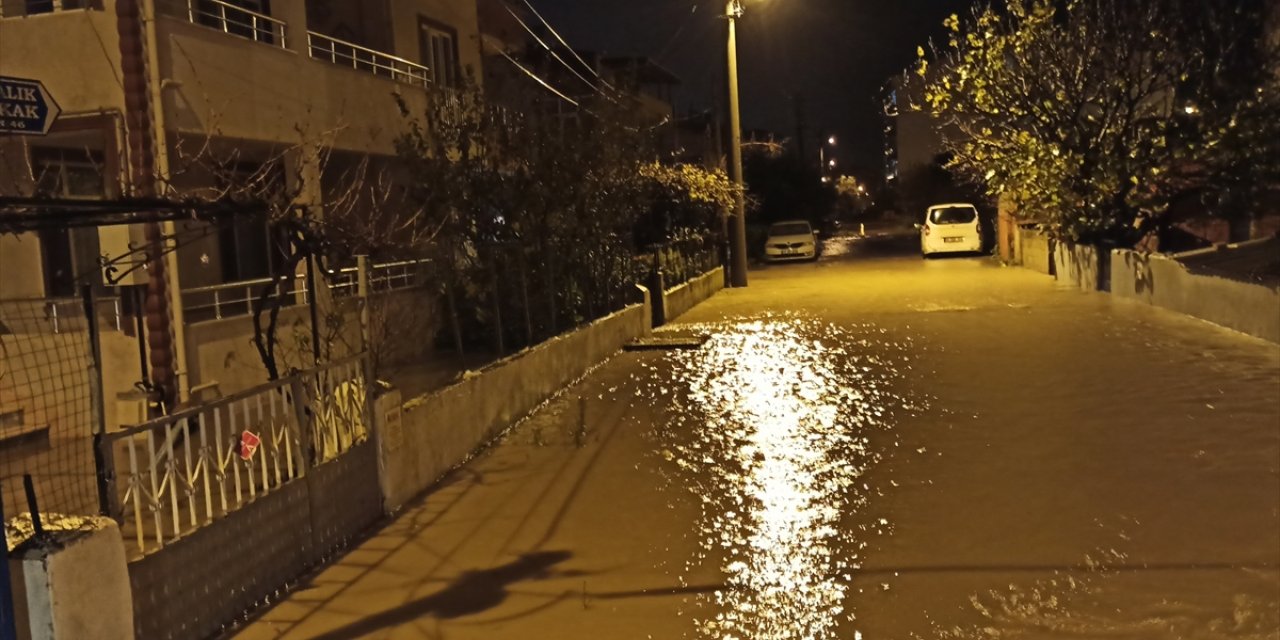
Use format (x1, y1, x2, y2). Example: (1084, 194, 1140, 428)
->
(176, 0, 287, 48)
(306, 32, 430, 88)
(181, 258, 429, 323)
(0, 0, 100, 18)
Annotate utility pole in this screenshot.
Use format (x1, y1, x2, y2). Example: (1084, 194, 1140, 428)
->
(726, 0, 749, 287)
(792, 92, 808, 165)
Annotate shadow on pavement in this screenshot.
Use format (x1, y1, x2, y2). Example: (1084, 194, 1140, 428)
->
(308, 550, 578, 640)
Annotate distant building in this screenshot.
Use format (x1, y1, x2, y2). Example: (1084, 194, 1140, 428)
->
(880, 73, 945, 188)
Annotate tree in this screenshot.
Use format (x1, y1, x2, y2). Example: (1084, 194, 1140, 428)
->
(921, 0, 1280, 247)
(743, 151, 835, 227)
(394, 82, 726, 354)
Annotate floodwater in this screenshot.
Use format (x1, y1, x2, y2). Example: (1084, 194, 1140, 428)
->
(237, 235, 1279, 640)
(648, 238, 1280, 639)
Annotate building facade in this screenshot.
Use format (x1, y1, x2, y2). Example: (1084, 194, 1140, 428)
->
(1, 0, 483, 404)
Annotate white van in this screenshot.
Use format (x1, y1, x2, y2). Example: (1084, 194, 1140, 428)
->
(919, 203, 983, 257)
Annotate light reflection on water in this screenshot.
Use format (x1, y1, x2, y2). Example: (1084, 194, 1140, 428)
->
(656, 316, 914, 639)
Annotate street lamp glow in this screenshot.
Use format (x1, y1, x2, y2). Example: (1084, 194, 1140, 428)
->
(828, 159, 837, 168)
(828, 135, 837, 146)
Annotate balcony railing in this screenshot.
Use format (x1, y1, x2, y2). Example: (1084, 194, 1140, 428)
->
(307, 31, 430, 87)
(182, 259, 429, 322)
(329, 259, 430, 298)
(183, 0, 286, 48)
(181, 275, 308, 323)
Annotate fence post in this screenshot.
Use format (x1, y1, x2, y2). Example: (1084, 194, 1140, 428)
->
(649, 247, 666, 328)
(288, 375, 314, 473)
(357, 255, 369, 354)
(83, 286, 121, 519)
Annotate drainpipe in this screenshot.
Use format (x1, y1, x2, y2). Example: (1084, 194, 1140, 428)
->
(116, 0, 184, 409)
(142, 0, 190, 403)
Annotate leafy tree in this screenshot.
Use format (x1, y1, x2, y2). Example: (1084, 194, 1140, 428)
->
(743, 151, 835, 227)
(921, 0, 1280, 247)
(395, 83, 727, 354)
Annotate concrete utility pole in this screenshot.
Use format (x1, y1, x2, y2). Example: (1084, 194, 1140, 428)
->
(726, 0, 749, 287)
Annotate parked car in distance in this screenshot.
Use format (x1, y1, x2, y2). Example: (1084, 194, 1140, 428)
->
(918, 203, 983, 257)
(764, 220, 818, 262)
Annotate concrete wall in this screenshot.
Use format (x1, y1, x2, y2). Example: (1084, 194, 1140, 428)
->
(183, 287, 429, 398)
(8, 516, 133, 640)
(1053, 242, 1107, 292)
(1019, 226, 1053, 274)
(664, 266, 724, 323)
(0, 9, 125, 117)
(389, 0, 485, 78)
(382, 299, 651, 510)
(1111, 249, 1280, 343)
(156, 15, 430, 156)
(0, 234, 44, 300)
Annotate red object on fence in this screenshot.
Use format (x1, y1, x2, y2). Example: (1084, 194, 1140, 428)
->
(239, 431, 261, 461)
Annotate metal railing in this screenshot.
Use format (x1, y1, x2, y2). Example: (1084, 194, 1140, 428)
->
(183, 259, 428, 321)
(181, 275, 308, 322)
(330, 258, 430, 298)
(0, 296, 122, 334)
(2, 0, 100, 17)
(99, 355, 369, 555)
(307, 31, 430, 87)
(184, 0, 287, 48)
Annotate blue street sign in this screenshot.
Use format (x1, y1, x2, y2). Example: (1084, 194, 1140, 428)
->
(0, 76, 61, 136)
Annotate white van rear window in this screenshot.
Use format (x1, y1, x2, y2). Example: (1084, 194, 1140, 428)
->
(930, 207, 977, 224)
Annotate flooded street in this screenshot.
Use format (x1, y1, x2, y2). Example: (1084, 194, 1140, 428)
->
(238, 236, 1280, 640)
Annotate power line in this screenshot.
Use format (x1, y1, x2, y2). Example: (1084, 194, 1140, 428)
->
(492, 47, 580, 108)
(499, 0, 618, 104)
(519, 0, 618, 93)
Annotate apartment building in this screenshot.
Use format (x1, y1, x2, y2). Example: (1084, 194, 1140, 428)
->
(0, 0, 483, 402)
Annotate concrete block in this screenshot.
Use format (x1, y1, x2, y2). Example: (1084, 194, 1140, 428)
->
(5, 515, 132, 640)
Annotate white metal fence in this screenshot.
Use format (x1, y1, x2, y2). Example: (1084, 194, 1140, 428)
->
(99, 355, 369, 556)
(307, 31, 430, 86)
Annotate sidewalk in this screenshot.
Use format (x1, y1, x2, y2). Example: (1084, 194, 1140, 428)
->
(233, 348, 714, 640)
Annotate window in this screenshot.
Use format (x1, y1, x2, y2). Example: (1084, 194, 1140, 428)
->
(930, 206, 978, 225)
(23, 0, 97, 15)
(418, 18, 459, 88)
(32, 148, 106, 296)
(214, 163, 289, 284)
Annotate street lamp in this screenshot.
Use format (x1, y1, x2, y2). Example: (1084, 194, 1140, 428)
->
(820, 134, 837, 179)
(725, 0, 750, 287)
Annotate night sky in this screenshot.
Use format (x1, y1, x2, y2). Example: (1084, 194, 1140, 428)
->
(529, 0, 972, 175)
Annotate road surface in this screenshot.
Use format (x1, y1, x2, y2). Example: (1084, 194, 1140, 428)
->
(235, 235, 1280, 640)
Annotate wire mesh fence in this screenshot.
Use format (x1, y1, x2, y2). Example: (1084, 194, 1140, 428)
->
(0, 293, 107, 524)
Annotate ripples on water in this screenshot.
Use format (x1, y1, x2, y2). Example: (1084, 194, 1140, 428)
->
(634, 313, 1278, 640)
(645, 315, 917, 640)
